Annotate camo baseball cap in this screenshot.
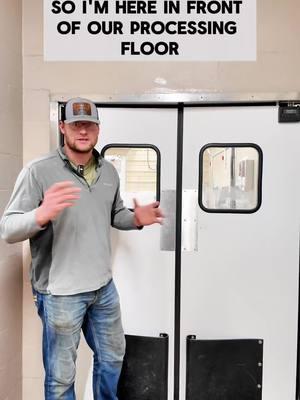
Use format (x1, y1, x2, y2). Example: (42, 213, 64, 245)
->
(64, 98, 100, 124)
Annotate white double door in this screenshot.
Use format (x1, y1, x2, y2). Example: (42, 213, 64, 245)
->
(83, 105, 300, 400)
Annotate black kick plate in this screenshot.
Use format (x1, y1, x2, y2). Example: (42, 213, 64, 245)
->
(186, 336, 263, 400)
(118, 333, 169, 400)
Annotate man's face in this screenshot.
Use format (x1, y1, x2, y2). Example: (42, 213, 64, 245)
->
(60, 121, 99, 154)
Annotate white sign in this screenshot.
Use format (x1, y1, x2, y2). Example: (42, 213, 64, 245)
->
(44, 0, 256, 61)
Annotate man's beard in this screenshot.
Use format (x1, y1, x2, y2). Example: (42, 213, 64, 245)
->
(65, 137, 94, 153)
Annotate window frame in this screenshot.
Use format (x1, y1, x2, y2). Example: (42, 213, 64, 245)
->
(198, 143, 263, 214)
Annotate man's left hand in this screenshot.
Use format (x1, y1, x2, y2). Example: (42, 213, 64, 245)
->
(133, 198, 164, 227)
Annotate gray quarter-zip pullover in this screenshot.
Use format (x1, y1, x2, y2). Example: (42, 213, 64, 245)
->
(0, 147, 137, 295)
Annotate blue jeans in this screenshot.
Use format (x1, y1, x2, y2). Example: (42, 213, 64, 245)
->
(33, 279, 125, 400)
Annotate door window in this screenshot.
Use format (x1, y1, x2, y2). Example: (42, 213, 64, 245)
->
(199, 144, 262, 213)
(102, 144, 160, 208)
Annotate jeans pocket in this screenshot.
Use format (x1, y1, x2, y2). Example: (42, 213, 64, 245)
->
(32, 287, 45, 318)
(32, 287, 38, 306)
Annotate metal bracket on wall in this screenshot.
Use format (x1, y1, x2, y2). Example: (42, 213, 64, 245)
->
(278, 101, 300, 123)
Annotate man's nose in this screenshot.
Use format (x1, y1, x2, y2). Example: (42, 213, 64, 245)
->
(79, 126, 88, 134)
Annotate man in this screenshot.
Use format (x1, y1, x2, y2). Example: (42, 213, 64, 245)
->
(0, 97, 164, 400)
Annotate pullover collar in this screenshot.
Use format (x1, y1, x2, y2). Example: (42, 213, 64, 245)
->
(57, 146, 103, 169)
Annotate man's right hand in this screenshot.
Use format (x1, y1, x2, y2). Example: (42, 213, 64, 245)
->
(36, 181, 81, 227)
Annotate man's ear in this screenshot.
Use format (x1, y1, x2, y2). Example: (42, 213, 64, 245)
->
(59, 121, 65, 134)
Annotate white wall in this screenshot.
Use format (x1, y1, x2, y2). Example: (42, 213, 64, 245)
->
(23, 0, 300, 95)
(0, 1, 23, 400)
(22, 0, 300, 399)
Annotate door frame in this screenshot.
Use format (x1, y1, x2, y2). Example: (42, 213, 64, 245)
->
(50, 94, 300, 400)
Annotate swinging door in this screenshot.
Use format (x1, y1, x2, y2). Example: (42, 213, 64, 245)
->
(96, 107, 178, 400)
(181, 105, 300, 400)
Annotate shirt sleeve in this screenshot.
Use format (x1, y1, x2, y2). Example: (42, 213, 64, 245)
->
(111, 183, 138, 230)
(109, 164, 143, 230)
(0, 166, 45, 243)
